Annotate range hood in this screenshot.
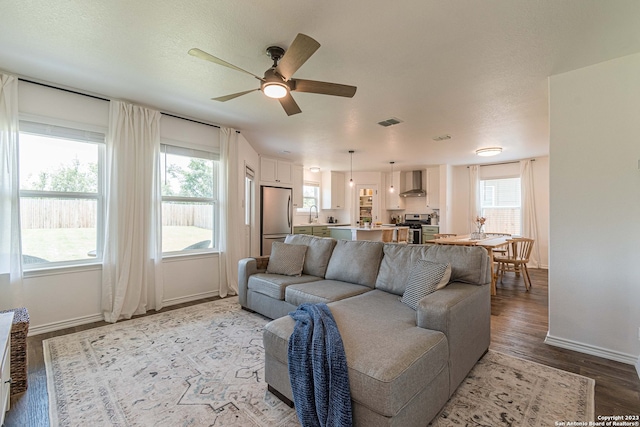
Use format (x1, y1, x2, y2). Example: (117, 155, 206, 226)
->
(400, 170, 426, 198)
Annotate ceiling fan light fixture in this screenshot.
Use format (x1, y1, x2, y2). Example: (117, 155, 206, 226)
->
(476, 147, 502, 157)
(262, 82, 288, 99)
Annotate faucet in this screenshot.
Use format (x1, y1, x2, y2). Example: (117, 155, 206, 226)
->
(309, 205, 319, 223)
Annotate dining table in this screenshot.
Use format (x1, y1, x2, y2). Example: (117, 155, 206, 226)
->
(432, 234, 514, 295)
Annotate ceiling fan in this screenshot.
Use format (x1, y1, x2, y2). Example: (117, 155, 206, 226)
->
(188, 33, 357, 116)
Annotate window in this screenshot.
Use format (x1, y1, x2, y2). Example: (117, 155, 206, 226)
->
(19, 121, 105, 268)
(297, 182, 320, 212)
(161, 144, 217, 253)
(480, 177, 521, 235)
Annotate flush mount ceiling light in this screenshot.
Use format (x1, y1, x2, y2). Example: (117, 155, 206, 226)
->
(475, 147, 502, 157)
(309, 166, 320, 173)
(389, 161, 395, 193)
(349, 150, 355, 188)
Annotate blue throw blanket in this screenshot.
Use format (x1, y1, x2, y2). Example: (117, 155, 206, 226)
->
(288, 303, 352, 427)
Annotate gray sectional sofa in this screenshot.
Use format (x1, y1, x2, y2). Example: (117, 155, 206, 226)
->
(238, 234, 492, 427)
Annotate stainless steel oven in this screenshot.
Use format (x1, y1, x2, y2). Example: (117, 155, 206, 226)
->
(408, 228, 422, 244)
(397, 214, 430, 244)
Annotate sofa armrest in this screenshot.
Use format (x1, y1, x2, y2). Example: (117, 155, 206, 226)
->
(238, 257, 268, 307)
(416, 282, 491, 394)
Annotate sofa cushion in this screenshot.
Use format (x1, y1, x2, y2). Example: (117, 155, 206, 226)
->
(263, 290, 449, 417)
(284, 234, 337, 278)
(266, 242, 307, 276)
(325, 240, 384, 288)
(401, 260, 451, 310)
(375, 244, 433, 296)
(423, 245, 491, 285)
(248, 274, 321, 300)
(285, 280, 371, 306)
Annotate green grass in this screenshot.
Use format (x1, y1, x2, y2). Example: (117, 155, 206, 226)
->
(22, 226, 213, 263)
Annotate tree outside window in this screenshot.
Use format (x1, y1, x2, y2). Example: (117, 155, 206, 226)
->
(19, 121, 104, 267)
(298, 182, 320, 212)
(160, 145, 217, 253)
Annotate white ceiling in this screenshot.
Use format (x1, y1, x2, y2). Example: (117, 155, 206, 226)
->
(2, 1, 640, 173)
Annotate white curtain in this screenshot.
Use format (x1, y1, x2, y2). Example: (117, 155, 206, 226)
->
(218, 127, 240, 297)
(0, 74, 23, 309)
(468, 165, 481, 232)
(520, 159, 540, 267)
(102, 101, 163, 323)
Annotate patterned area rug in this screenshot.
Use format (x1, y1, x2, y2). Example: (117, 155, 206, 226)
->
(44, 298, 594, 426)
(429, 351, 595, 426)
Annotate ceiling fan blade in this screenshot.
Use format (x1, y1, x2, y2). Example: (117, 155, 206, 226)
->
(291, 79, 357, 98)
(275, 34, 321, 81)
(212, 89, 259, 102)
(278, 93, 302, 116)
(188, 48, 263, 80)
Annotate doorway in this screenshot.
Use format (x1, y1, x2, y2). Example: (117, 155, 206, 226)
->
(355, 184, 379, 225)
(244, 165, 255, 257)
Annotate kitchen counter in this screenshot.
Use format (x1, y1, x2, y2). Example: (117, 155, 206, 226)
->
(327, 225, 401, 231)
(294, 223, 350, 227)
(328, 225, 408, 242)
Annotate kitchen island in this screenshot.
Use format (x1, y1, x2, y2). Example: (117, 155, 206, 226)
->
(328, 225, 408, 242)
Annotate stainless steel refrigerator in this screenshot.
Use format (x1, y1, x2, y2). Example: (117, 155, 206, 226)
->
(261, 186, 292, 256)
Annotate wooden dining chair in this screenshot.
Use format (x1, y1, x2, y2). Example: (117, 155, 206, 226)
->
(381, 229, 394, 243)
(495, 238, 535, 291)
(394, 228, 409, 244)
(485, 233, 511, 255)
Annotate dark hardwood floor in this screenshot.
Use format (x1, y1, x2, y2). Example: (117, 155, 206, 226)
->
(5, 269, 640, 426)
(490, 268, 640, 416)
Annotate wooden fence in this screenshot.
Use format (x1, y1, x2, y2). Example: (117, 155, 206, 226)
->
(21, 198, 213, 230)
(21, 198, 97, 229)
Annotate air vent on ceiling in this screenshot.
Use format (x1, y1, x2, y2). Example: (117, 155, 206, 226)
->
(432, 134, 452, 141)
(377, 117, 404, 127)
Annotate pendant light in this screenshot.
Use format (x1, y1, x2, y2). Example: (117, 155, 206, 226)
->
(389, 161, 395, 193)
(349, 150, 355, 188)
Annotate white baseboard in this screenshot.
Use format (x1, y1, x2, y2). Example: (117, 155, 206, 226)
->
(636, 355, 640, 379)
(29, 291, 220, 336)
(162, 291, 219, 307)
(545, 333, 638, 366)
(29, 313, 105, 336)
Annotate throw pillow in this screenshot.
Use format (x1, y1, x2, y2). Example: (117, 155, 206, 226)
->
(266, 242, 308, 276)
(401, 260, 451, 310)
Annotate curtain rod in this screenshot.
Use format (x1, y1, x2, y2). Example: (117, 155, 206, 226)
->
(467, 158, 535, 168)
(17, 78, 237, 131)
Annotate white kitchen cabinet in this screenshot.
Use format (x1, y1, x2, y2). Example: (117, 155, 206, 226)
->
(321, 171, 345, 210)
(0, 312, 14, 426)
(386, 171, 405, 210)
(292, 165, 304, 208)
(426, 167, 440, 209)
(260, 157, 292, 185)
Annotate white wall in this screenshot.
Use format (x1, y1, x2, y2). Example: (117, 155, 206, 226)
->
(548, 53, 640, 364)
(10, 81, 232, 334)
